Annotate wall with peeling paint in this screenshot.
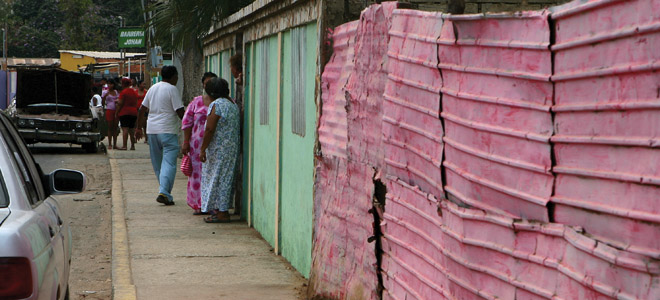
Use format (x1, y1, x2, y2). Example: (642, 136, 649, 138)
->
(313, 0, 660, 299)
(400, 0, 570, 13)
(280, 22, 319, 278)
(310, 3, 400, 299)
(250, 34, 280, 249)
(204, 49, 235, 99)
(550, 0, 660, 260)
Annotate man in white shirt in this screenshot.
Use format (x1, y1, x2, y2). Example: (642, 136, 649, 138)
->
(136, 66, 185, 205)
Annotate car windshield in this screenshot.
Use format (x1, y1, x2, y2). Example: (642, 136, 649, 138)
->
(0, 171, 7, 208)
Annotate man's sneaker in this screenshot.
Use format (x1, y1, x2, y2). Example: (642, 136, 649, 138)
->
(156, 194, 174, 205)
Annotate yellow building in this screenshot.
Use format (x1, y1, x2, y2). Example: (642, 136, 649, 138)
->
(58, 50, 143, 72)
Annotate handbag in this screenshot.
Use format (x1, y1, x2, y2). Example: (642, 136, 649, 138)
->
(180, 154, 193, 176)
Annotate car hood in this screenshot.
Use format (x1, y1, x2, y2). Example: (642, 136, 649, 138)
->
(0, 210, 9, 226)
(15, 69, 92, 111)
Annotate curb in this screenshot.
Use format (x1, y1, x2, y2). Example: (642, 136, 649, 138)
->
(110, 156, 137, 300)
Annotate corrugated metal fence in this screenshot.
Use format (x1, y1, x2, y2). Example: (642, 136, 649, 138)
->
(312, 0, 660, 299)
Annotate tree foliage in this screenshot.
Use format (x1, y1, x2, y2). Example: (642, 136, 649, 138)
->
(148, 0, 253, 52)
(2, 0, 146, 58)
(146, 0, 252, 104)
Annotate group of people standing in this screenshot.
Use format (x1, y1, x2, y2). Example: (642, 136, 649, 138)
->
(135, 53, 243, 224)
(94, 77, 149, 150)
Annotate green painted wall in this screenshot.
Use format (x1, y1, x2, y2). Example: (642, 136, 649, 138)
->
(279, 22, 318, 278)
(220, 50, 234, 97)
(214, 54, 221, 80)
(242, 43, 253, 220)
(250, 35, 280, 247)
(240, 23, 318, 279)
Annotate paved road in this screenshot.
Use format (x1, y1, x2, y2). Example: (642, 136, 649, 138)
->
(32, 143, 113, 300)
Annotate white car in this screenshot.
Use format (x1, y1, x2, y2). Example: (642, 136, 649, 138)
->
(0, 111, 85, 300)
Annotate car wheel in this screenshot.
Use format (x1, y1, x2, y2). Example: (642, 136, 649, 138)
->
(83, 141, 99, 153)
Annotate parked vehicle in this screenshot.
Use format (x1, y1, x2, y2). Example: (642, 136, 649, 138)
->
(4, 69, 106, 153)
(0, 112, 85, 300)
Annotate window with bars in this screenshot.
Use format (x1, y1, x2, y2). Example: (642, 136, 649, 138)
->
(290, 26, 307, 137)
(259, 40, 270, 125)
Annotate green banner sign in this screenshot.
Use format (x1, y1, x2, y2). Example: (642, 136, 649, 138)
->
(118, 28, 145, 48)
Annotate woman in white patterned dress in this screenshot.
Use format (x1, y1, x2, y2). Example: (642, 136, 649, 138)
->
(199, 78, 240, 223)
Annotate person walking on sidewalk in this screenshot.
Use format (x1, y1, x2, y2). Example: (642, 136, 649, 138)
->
(102, 79, 120, 150)
(115, 78, 139, 150)
(136, 66, 184, 206)
(199, 78, 240, 223)
(137, 80, 150, 143)
(181, 72, 217, 215)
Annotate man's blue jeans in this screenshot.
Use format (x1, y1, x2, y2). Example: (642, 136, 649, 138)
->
(147, 134, 180, 202)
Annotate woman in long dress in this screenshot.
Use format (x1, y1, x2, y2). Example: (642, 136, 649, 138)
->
(199, 78, 240, 223)
(102, 79, 119, 150)
(181, 72, 217, 215)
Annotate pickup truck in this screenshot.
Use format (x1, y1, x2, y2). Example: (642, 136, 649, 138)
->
(4, 69, 106, 153)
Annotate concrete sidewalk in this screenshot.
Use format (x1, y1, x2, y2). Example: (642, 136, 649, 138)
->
(109, 143, 306, 300)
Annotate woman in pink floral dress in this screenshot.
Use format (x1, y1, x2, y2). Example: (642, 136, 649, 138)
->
(181, 72, 217, 214)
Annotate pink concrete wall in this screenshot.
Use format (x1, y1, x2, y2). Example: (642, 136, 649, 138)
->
(310, 157, 379, 300)
(312, 0, 660, 299)
(319, 21, 358, 159)
(344, 2, 398, 168)
(550, 0, 660, 259)
(384, 178, 660, 299)
(383, 9, 444, 198)
(439, 11, 554, 222)
(310, 3, 399, 299)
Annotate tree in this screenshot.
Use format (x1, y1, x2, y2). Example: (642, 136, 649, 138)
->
(7, 0, 63, 58)
(2, 0, 146, 58)
(148, 0, 252, 104)
(59, 0, 97, 50)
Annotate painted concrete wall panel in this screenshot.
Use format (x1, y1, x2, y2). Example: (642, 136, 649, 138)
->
(439, 12, 554, 222)
(250, 35, 280, 247)
(220, 50, 234, 97)
(382, 178, 449, 300)
(383, 9, 444, 198)
(344, 2, 398, 168)
(280, 23, 318, 278)
(313, 1, 660, 298)
(551, 0, 660, 259)
(242, 43, 253, 219)
(440, 200, 660, 299)
(381, 177, 660, 299)
(319, 21, 358, 159)
(309, 157, 379, 300)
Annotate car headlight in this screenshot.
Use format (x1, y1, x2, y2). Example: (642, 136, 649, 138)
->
(84, 123, 92, 130)
(76, 123, 83, 129)
(18, 119, 26, 127)
(28, 120, 35, 127)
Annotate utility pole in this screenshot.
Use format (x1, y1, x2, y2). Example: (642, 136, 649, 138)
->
(2, 22, 7, 71)
(119, 16, 124, 77)
(141, 0, 152, 85)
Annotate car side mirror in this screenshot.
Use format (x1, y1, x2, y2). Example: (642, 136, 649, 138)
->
(49, 169, 86, 195)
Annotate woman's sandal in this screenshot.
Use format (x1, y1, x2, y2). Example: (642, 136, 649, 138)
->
(204, 215, 230, 223)
(193, 210, 209, 215)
